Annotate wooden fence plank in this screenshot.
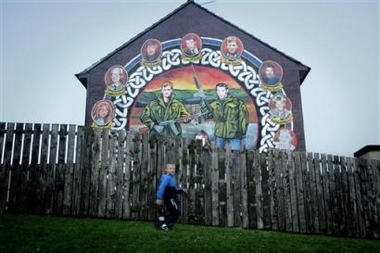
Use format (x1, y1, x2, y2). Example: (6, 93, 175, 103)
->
(0, 162, 9, 212)
(358, 159, 371, 237)
(21, 124, 33, 166)
(30, 124, 41, 166)
(334, 156, 345, 236)
(282, 151, 292, 232)
(308, 152, 319, 233)
(12, 123, 24, 165)
(267, 150, 277, 230)
(122, 132, 133, 220)
(294, 151, 306, 233)
(26, 164, 42, 213)
(54, 163, 66, 215)
(72, 125, 83, 216)
(114, 130, 126, 219)
(53, 123, 67, 215)
(6, 164, 19, 212)
(97, 130, 108, 218)
(314, 153, 325, 234)
(326, 154, 336, 235)
(203, 146, 213, 226)
(231, 150, 242, 226)
(346, 157, 359, 236)
(131, 133, 142, 220)
(0, 122, 6, 166)
(274, 149, 285, 231)
(366, 160, 379, 237)
(261, 152, 271, 230)
(61, 124, 72, 215)
(303, 152, 312, 233)
(191, 141, 206, 225)
(49, 124, 59, 214)
(49, 124, 59, 164)
(106, 131, 118, 218)
(139, 133, 149, 220)
(6, 124, 23, 213)
(40, 124, 52, 214)
(225, 146, 234, 227)
(256, 152, 266, 229)
(340, 156, 350, 236)
(330, 155, 341, 235)
(142, 133, 156, 221)
(300, 152, 312, 233)
(353, 158, 366, 237)
(372, 160, 380, 238)
(3, 123, 15, 166)
(210, 143, 219, 226)
(321, 154, 331, 234)
(218, 149, 227, 227)
(80, 127, 94, 216)
(246, 151, 256, 229)
(240, 151, 248, 228)
(288, 151, 298, 233)
(0, 122, 10, 214)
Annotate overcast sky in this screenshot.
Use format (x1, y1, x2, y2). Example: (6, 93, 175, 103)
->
(1, 0, 379, 157)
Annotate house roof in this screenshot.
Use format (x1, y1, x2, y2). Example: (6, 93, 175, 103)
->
(75, 0, 310, 88)
(354, 145, 380, 158)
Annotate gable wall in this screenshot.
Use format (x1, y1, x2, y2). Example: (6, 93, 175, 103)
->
(80, 3, 308, 152)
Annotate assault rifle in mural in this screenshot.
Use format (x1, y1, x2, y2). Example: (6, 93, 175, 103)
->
(139, 111, 207, 135)
(192, 65, 212, 114)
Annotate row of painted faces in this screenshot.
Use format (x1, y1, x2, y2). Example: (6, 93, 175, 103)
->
(104, 34, 284, 94)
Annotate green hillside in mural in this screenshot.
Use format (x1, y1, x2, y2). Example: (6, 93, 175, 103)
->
(135, 88, 251, 107)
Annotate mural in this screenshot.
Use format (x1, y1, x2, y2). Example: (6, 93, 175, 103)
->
(181, 33, 202, 60)
(273, 127, 298, 151)
(268, 94, 293, 125)
(91, 35, 297, 152)
(140, 38, 162, 67)
(259, 60, 283, 92)
(220, 36, 244, 64)
(91, 99, 115, 129)
(104, 65, 128, 97)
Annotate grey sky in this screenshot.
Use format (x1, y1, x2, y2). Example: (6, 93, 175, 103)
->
(1, 0, 379, 157)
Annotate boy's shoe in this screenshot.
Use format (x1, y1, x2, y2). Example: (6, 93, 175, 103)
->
(160, 223, 169, 231)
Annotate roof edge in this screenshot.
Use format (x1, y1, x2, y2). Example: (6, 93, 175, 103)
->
(76, 1, 311, 86)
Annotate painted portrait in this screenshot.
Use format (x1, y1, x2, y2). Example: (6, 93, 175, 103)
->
(259, 60, 283, 91)
(104, 65, 128, 94)
(269, 93, 293, 124)
(273, 127, 297, 151)
(141, 38, 162, 63)
(181, 33, 202, 58)
(220, 36, 244, 62)
(91, 99, 115, 128)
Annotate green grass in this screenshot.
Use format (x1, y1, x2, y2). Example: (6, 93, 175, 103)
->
(1, 214, 379, 253)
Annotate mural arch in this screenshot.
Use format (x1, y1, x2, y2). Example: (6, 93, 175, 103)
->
(95, 37, 295, 152)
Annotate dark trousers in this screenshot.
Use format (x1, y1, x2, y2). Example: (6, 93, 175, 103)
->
(164, 198, 180, 228)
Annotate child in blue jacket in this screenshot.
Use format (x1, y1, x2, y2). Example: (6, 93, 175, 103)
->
(156, 163, 187, 231)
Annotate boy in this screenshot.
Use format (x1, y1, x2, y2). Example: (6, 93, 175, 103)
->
(156, 163, 187, 231)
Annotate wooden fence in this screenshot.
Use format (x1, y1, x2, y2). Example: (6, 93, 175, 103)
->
(0, 122, 379, 238)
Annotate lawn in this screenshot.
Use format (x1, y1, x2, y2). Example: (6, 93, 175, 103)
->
(1, 214, 379, 253)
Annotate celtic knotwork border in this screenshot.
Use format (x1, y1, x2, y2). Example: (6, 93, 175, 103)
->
(104, 37, 292, 152)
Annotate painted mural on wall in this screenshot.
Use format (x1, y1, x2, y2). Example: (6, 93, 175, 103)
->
(90, 33, 297, 152)
(91, 99, 115, 129)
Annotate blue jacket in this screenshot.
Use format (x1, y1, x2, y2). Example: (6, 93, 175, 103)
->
(156, 174, 184, 200)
